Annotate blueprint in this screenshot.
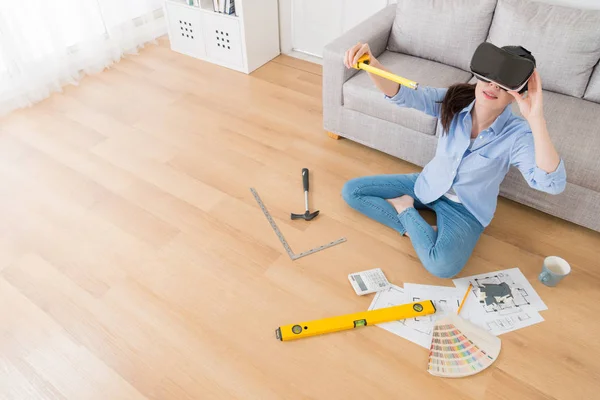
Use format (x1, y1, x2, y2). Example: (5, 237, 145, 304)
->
(367, 269, 546, 346)
(453, 268, 546, 335)
(368, 284, 463, 349)
(402, 283, 463, 336)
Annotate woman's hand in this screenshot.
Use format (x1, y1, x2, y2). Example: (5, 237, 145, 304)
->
(508, 69, 544, 123)
(344, 42, 374, 69)
(344, 42, 399, 97)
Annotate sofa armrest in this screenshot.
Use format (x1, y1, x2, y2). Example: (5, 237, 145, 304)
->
(323, 4, 396, 116)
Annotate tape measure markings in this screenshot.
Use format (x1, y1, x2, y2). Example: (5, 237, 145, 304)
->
(250, 187, 295, 259)
(292, 237, 347, 260)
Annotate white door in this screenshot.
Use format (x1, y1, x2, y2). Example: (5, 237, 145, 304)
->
(280, 0, 391, 58)
(291, 0, 342, 57)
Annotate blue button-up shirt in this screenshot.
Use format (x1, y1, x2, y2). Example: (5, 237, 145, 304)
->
(387, 85, 567, 227)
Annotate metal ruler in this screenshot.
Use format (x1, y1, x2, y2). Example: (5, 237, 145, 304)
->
(250, 188, 346, 261)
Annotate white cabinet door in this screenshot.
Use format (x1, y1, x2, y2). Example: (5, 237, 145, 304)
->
(165, 3, 206, 59)
(285, 0, 389, 58)
(202, 15, 244, 69)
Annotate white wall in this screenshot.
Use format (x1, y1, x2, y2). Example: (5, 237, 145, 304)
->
(279, 0, 600, 59)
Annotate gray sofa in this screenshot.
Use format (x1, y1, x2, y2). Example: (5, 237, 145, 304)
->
(323, 0, 600, 233)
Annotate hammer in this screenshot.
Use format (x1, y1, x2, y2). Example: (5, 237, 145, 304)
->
(291, 168, 319, 221)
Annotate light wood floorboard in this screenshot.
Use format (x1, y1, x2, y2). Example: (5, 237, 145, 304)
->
(0, 37, 599, 400)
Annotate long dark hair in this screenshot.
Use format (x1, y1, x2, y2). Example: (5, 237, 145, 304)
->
(438, 83, 476, 134)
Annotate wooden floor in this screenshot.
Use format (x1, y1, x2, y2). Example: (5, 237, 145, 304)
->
(1, 37, 599, 400)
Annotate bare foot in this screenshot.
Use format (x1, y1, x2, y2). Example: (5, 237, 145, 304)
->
(387, 195, 415, 237)
(387, 197, 438, 238)
(387, 195, 415, 214)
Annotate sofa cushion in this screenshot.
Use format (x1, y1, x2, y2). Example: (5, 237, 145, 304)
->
(511, 92, 600, 192)
(387, 0, 497, 71)
(488, 0, 600, 98)
(468, 75, 599, 190)
(343, 51, 473, 135)
(584, 64, 600, 103)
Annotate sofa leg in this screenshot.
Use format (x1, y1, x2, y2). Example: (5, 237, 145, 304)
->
(327, 131, 341, 140)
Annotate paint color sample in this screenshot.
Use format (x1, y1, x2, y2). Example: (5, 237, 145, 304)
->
(427, 314, 501, 378)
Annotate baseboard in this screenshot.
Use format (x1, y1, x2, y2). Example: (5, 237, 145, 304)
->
(281, 49, 323, 65)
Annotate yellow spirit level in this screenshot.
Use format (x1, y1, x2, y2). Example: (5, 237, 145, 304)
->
(276, 300, 436, 341)
(353, 54, 419, 90)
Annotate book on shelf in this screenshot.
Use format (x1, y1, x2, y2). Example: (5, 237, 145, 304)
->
(211, 0, 235, 15)
(225, 0, 235, 15)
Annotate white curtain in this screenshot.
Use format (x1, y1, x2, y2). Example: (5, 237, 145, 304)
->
(0, 0, 166, 117)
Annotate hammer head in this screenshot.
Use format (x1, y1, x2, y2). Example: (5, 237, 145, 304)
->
(291, 210, 320, 221)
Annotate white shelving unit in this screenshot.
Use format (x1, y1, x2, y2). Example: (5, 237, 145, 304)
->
(164, 0, 280, 73)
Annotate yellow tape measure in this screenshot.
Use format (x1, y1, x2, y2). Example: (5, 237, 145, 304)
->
(276, 300, 436, 341)
(353, 54, 419, 90)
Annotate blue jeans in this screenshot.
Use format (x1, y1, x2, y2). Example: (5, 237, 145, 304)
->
(341, 173, 484, 278)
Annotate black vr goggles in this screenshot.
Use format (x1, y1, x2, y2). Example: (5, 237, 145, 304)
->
(470, 42, 536, 94)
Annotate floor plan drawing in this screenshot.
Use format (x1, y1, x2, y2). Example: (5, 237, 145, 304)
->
(471, 272, 533, 314)
(453, 268, 547, 335)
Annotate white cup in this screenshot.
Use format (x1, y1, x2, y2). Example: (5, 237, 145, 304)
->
(539, 256, 571, 287)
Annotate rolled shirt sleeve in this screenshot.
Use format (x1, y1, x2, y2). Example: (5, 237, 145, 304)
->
(385, 85, 447, 118)
(510, 131, 567, 195)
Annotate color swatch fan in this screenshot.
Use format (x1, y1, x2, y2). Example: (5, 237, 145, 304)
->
(427, 313, 501, 378)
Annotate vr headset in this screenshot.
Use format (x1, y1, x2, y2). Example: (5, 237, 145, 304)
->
(470, 42, 536, 93)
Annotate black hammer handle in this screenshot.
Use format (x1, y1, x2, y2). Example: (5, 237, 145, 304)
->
(302, 168, 309, 192)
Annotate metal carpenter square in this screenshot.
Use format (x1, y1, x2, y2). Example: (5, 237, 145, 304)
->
(291, 237, 347, 260)
(250, 188, 346, 261)
(250, 188, 295, 259)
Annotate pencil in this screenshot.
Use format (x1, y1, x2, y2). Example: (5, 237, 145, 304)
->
(457, 284, 473, 315)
